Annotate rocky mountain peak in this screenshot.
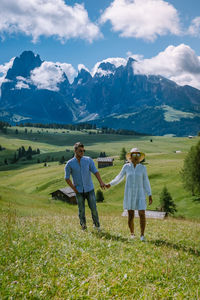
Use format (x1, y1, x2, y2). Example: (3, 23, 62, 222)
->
(126, 57, 136, 74)
(0, 51, 200, 136)
(73, 68, 92, 86)
(6, 51, 42, 80)
(98, 62, 116, 72)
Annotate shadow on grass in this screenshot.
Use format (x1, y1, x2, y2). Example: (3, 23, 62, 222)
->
(92, 232, 200, 257)
(3, 130, 146, 147)
(148, 173, 163, 180)
(193, 197, 200, 202)
(149, 239, 200, 257)
(92, 230, 131, 243)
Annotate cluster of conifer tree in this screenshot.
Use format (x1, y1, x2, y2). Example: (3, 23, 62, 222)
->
(0, 121, 10, 134)
(5, 146, 40, 164)
(99, 152, 106, 157)
(17, 122, 96, 131)
(15, 122, 142, 135)
(0, 145, 5, 151)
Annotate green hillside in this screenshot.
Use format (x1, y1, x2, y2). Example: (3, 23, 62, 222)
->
(0, 128, 200, 298)
(0, 127, 200, 218)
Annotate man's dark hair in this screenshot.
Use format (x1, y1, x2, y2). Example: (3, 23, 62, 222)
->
(74, 142, 84, 151)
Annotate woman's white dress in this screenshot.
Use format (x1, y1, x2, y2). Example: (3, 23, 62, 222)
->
(110, 163, 151, 210)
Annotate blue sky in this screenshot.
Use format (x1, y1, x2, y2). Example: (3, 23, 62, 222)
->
(0, 0, 200, 89)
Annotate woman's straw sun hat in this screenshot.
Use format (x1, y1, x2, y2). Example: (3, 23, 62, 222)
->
(126, 147, 145, 163)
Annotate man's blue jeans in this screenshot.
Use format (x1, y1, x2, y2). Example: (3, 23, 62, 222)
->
(76, 190, 100, 228)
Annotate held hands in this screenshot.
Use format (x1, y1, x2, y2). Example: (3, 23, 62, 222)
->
(149, 195, 153, 205)
(99, 182, 111, 190)
(100, 181, 106, 190)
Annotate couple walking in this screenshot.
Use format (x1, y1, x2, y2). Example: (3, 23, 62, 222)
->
(65, 142, 152, 240)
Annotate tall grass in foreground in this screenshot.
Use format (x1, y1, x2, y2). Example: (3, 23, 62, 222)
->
(0, 210, 199, 299)
(0, 131, 200, 298)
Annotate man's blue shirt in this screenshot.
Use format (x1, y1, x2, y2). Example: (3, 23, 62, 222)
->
(64, 156, 98, 193)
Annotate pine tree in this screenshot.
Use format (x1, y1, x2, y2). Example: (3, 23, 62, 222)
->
(21, 146, 26, 157)
(96, 189, 104, 202)
(12, 153, 18, 164)
(27, 146, 33, 155)
(26, 154, 32, 160)
(59, 156, 66, 164)
(181, 141, 200, 196)
(160, 187, 177, 215)
(120, 147, 127, 160)
(17, 147, 22, 159)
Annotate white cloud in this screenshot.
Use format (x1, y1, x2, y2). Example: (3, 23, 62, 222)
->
(78, 64, 90, 73)
(92, 57, 127, 76)
(0, 57, 15, 95)
(0, 0, 101, 43)
(58, 63, 77, 83)
(15, 81, 30, 90)
(133, 44, 200, 90)
(0, 58, 14, 76)
(126, 51, 144, 61)
(188, 17, 200, 37)
(100, 0, 181, 41)
(30, 61, 77, 91)
(94, 69, 114, 77)
(15, 77, 30, 89)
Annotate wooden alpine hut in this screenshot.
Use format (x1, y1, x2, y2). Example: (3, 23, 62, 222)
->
(50, 187, 77, 205)
(96, 157, 114, 168)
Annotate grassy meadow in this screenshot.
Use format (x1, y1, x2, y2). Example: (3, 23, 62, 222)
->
(0, 127, 200, 298)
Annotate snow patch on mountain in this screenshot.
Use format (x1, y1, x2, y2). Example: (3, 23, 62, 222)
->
(78, 113, 99, 122)
(74, 98, 81, 104)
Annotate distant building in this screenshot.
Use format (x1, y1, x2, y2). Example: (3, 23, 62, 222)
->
(50, 187, 77, 205)
(97, 157, 114, 168)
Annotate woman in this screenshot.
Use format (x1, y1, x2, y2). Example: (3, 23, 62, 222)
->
(106, 148, 152, 241)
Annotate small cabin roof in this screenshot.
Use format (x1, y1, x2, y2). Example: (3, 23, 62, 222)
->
(97, 157, 114, 162)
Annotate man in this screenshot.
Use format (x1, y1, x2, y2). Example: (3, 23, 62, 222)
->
(65, 142, 106, 231)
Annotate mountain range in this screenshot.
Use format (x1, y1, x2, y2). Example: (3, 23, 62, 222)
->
(0, 51, 200, 136)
